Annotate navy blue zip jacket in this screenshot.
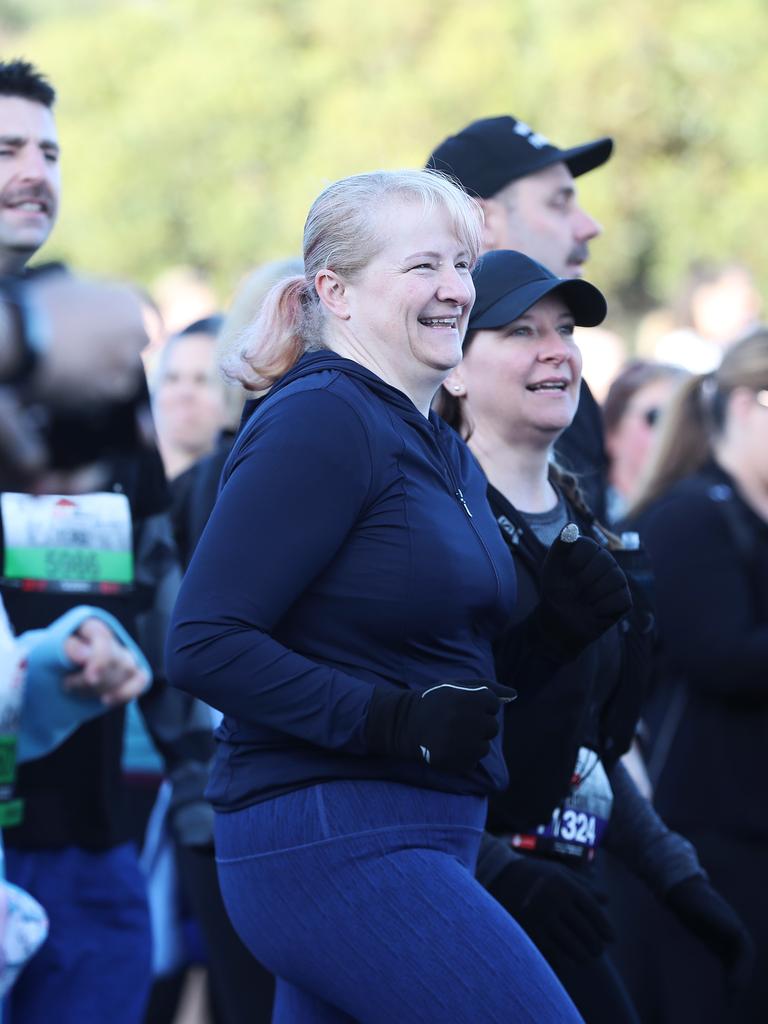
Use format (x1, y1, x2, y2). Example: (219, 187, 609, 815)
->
(166, 351, 517, 809)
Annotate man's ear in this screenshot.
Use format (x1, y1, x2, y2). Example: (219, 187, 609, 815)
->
(315, 269, 351, 321)
(479, 197, 507, 252)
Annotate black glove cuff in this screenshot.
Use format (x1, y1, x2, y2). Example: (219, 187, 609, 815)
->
(664, 874, 709, 909)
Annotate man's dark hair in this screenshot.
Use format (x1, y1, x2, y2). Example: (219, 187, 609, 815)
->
(0, 59, 55, 107)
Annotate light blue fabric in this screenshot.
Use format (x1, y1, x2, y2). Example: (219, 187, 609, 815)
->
(16, 605, 152, 764)
(139, 781, 186, 976)
(121, 701, 164, 774)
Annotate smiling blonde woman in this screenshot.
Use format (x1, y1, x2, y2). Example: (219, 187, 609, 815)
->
(167, 172, 583, 1024)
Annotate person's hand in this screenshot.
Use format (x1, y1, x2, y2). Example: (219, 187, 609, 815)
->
(365, 680, 516, 771)
(63, 617, 150, 707)
(539, 525, 632, 656)
(26, 274, 149, 407)
(0, 275, 150, 489)
(489, 856, 615, 968)
(666, 876, 755, 997)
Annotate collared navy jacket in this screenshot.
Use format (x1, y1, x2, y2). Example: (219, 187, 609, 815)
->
(166, 351, 517, 809)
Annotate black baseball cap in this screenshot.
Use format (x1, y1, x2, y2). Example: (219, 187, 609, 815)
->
(427, 116, 613, 199)
(469, 250, 607, 331)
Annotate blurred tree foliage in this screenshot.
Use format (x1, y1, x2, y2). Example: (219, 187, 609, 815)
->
(6, 0, 768, 321)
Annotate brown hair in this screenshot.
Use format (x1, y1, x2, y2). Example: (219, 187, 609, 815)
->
(629, 328, 768, 516)
(602, 359, 689, 435)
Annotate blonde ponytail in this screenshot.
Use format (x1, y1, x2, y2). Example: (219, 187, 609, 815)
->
(222, 276, 320, 390)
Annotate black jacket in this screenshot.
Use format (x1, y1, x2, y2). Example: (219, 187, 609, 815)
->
(634, 463, 768, 839)
(486, 484, 652, 834)
(169, 433, 234, 571)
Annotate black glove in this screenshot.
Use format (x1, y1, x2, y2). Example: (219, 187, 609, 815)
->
(488, 855, 615, 967)
(666, 876, 755, 996)
(365, 681, 516, 771)
(538, 525, 632, 657)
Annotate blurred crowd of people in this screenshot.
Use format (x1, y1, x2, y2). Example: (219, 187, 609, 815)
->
(0, 56, 766, 1024)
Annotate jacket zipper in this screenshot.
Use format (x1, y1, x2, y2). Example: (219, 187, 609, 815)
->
(456, 488, 473, 518)
(431, 431, 502, 600)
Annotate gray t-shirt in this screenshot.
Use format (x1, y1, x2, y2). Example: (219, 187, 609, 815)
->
(520, 493, 569, 548)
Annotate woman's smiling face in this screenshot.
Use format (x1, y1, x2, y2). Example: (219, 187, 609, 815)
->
(454, 292, 582, 445)
(339, 197, 476, 388)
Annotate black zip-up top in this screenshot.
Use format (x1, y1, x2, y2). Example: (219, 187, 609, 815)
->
(486, 485, 650, 834)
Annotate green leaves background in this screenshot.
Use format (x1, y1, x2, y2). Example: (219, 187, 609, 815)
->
(6, 0, 768, 326)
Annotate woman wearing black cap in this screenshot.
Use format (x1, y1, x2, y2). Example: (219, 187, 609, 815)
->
(435, 250, 752, 1024)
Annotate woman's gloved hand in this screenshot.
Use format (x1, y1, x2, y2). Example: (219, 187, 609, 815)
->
(665, 876, 755, 996)
(538, 525, 632, 657)
(488, 855, 615, 968)
(365, 681, 516, 771)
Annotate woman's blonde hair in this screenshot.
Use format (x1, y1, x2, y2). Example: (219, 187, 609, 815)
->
(224, 169, 483, 390)
(629, 328, 768, 516)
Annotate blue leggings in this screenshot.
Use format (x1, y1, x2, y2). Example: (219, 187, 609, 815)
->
(215, 780, 583, 1023)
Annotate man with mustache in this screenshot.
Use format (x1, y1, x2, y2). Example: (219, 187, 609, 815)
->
(0, 62, 152, 486)
(0, 72, 59, 274)
(427, 116, 612, 518)
(428, 116, 609, 278)
(0, 60, 213, 1024)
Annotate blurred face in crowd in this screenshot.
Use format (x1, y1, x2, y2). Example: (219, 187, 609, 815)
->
(720, 386, 768, 493)
(320, 198, 475, 408)
(690, 266, 762, 344)
(446, 293, 581, 447)
(152, 333, 229, 477)
(606, 376, 682, 499)
(482, 162, 601, 278)
(747, 389, 768, 488)
(0, 96, 60, 272)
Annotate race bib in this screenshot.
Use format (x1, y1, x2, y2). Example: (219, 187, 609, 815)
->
(509, 747, 613, 862)
(1, 492, 134, 594)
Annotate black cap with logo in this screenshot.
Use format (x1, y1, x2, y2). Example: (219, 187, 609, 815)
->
(427, 116, 613, 199)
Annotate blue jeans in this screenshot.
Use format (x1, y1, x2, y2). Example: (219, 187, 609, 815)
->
(4, 843, 152, 1024)
(215, 779, 583, 1023)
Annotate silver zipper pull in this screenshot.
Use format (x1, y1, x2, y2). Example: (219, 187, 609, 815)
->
(456, 489, 473, 517)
